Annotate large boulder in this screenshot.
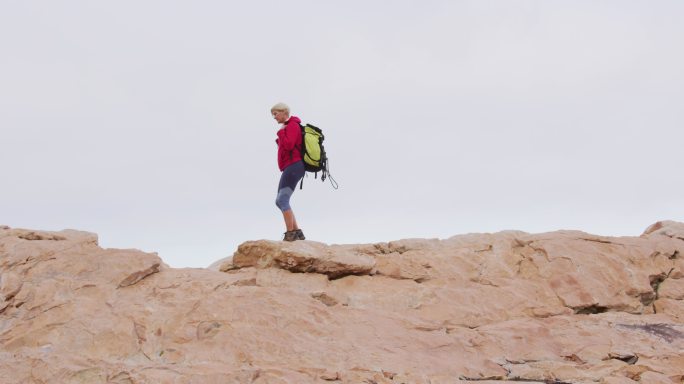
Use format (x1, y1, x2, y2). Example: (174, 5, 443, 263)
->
(232, 240, 376, 278)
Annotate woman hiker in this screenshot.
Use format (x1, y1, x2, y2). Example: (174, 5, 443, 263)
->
(272, 102, 306, 242)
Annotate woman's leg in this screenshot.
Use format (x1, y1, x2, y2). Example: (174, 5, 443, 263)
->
(292, 213, 299, 230)
(275, 161, 305, 234)
(282, 209, 299, 232)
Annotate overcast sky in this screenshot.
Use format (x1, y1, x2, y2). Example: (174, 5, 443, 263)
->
(1, 1, 682, 268)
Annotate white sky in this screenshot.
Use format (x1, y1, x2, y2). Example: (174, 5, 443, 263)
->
(1, 1, 682, 268)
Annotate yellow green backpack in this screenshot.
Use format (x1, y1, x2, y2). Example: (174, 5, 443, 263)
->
(299, 123, 338, 189)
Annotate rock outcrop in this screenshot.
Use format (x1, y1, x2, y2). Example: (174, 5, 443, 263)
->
(1, 222, 683, 383)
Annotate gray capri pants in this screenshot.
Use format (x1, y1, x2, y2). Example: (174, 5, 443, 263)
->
(275, 160, 305, 212)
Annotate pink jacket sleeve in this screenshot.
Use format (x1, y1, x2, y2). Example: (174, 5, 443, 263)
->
(276, 121, 300, 151)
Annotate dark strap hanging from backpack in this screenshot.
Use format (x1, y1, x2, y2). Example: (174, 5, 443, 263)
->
(325, 159, 338, 189)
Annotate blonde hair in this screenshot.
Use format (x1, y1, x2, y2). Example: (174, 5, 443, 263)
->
(270, 102, 290, 115)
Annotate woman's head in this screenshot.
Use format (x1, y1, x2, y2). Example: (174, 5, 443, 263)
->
(271, 102, 290, 124)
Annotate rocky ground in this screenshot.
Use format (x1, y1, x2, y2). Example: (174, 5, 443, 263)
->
(1, 221, 683, 383)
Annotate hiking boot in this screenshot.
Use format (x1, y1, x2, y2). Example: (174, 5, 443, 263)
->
(283, 231, 298, 242)
(295, 229, 305, 240)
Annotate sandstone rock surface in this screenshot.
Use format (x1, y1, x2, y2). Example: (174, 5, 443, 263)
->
(1, 222, 683, 383)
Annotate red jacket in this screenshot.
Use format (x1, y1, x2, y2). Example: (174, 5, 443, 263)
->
(276, 116, 302, 171)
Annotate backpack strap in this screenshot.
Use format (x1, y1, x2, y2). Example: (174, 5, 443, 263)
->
(288, 122, 305, 161)
(324, 159, 338, 189)
(299, 173, 306, 190)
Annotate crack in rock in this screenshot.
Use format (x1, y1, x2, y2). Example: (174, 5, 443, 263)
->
(311, 292, 338, 307)
(460, 376, 572, 383)
(562, 354, 585, 364)
(608, 352, 638, 365)
(17, 232, 67, 241)
(578, 237, 616, 245)
(617, 323, 684, 343)
(572, 304, 609, 315)
(528, 244, 551, 263)
(474, 244, 493, 253)
(197, 321, 222, 340)
(372, 243, 409, 255)
(107, 371, 133, 384)
(118, 263, 161, 288)
(648, 268, 675, 313)
(650, 271, 672, 295)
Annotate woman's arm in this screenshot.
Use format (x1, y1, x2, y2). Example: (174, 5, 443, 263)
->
(276, 122, 300, 151)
